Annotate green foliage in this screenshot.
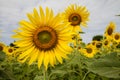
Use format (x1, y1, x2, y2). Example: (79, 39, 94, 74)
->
(0, 51, 5, 61)
(0, 50, 120, 80)
(86, 52, 120, 79)
(92, 35, 103, 41)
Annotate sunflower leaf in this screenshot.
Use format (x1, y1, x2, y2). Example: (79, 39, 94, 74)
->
(87, 52, 120, 78)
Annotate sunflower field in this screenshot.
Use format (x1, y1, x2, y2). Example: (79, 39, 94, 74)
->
(0, 2, 120, 80)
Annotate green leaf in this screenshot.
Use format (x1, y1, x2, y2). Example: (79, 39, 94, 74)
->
(87, 52, 120, 78)
(0, 51, 6, 61)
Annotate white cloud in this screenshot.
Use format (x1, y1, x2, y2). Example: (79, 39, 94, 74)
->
(0, 0, 120, 45)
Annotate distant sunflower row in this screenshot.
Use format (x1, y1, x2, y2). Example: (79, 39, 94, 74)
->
(0, 42, 15, 56)
(74, 22, 120, 58)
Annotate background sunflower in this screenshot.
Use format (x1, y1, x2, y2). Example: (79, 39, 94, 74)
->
(104, 22, 116, 40)
(62, 4, 90, 32)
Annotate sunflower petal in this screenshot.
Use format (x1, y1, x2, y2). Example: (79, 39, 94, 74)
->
(49, 51, 56, 67)
(38, 51, 44, 69)
(18, 46, 35, 59)
(44, 51, 49, 70)
(28, 48, 39, 65)
(54, 49, 63, 64)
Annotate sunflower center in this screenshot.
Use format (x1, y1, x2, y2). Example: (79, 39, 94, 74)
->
(96, 43, 102, 48)
(107, 27, 113, 35)
(0, 46, 3, 51)
(33, 27, 57, 51)
(38, 31, 52, 44)
(69, 13, 81, 26)
(115, 34, 119, 40)
(104, 40, 108, 45)
(72, 16, 78, 21)
(92, 42, 96, 45)
(86, 48, 92, 53)
(8, 49, 13, 53)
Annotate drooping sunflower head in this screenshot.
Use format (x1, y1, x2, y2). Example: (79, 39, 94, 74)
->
(104, 22, 116, 39)
(62, 4, 90, 32)
(112, 32, 120, 43)
(12, 7, 72, 70)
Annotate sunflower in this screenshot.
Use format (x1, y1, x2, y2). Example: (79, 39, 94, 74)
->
(0, 42, 6, 52)
(81, 44, 96, 58)
(12, 7, 72, 70)
(104, 22, 116, 40)
(5, 46, 15, 56)
(62, 4, 90, 32)
(112, 32, 120, 43)
(94, 41, 102, 49)
(102, 39, 112, 48)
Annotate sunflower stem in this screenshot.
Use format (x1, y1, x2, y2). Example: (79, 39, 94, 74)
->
(82, 71, 90, 80)
(43, 66, 47, 80)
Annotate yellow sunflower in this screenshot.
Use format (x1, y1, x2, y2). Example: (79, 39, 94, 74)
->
(102, 39, 112, 48)
(104, 22, 116, 40)
(5, 46, 15, 56)
(94, 41, 102, 49)
(62, 4, 90, 32)
(12, 7, 72, 70)
(81, 44, 97, 58)
(87, 41, 101, 53)
(0, 42, 6, 52)
(112, 32, 120, 43)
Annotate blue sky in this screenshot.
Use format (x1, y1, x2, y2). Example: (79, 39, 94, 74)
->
(0, 0, 120, 45)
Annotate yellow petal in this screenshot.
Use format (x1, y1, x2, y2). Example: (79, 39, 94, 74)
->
(27, 13, 36, 24)
(19, 20, 36, 30)
(38, 51, 44, 69)
(18, 55, 29, 63)
(54, 49, 63, 64)
(15, 40, 34, 47)
(47, 9, 54, 25)
(73, 26, 82, 32)
(33, 8, 40, 20)
(18, 46, 35, 59)
(44, 51, 49, 70)
(51, 14, 61, 28)
(39, 6, 45, 23)
(29, 48, 39, 65)
(58, 40, 72, 52)
(45, 7, 50, 23)
(49, 51, 56, 67)
(57, 45, 70, 56)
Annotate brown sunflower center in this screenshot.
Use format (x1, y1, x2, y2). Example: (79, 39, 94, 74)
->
(38, 31, 52, 44)
(96, 43, 102, 48)
(107, 27, 113, 35)
(115, 34, 119, 40)
(8, 49, 13, 53)
(104, 40, 108, 45)
(33, 27, 57, 51)
(92, 42, 96, 45)
(86, 48, 92, 53)
(69, 13, 81, 26)
(0, 46, 3, 51)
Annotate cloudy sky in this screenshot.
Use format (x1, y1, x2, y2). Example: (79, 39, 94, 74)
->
(0, 0, 120, 45)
